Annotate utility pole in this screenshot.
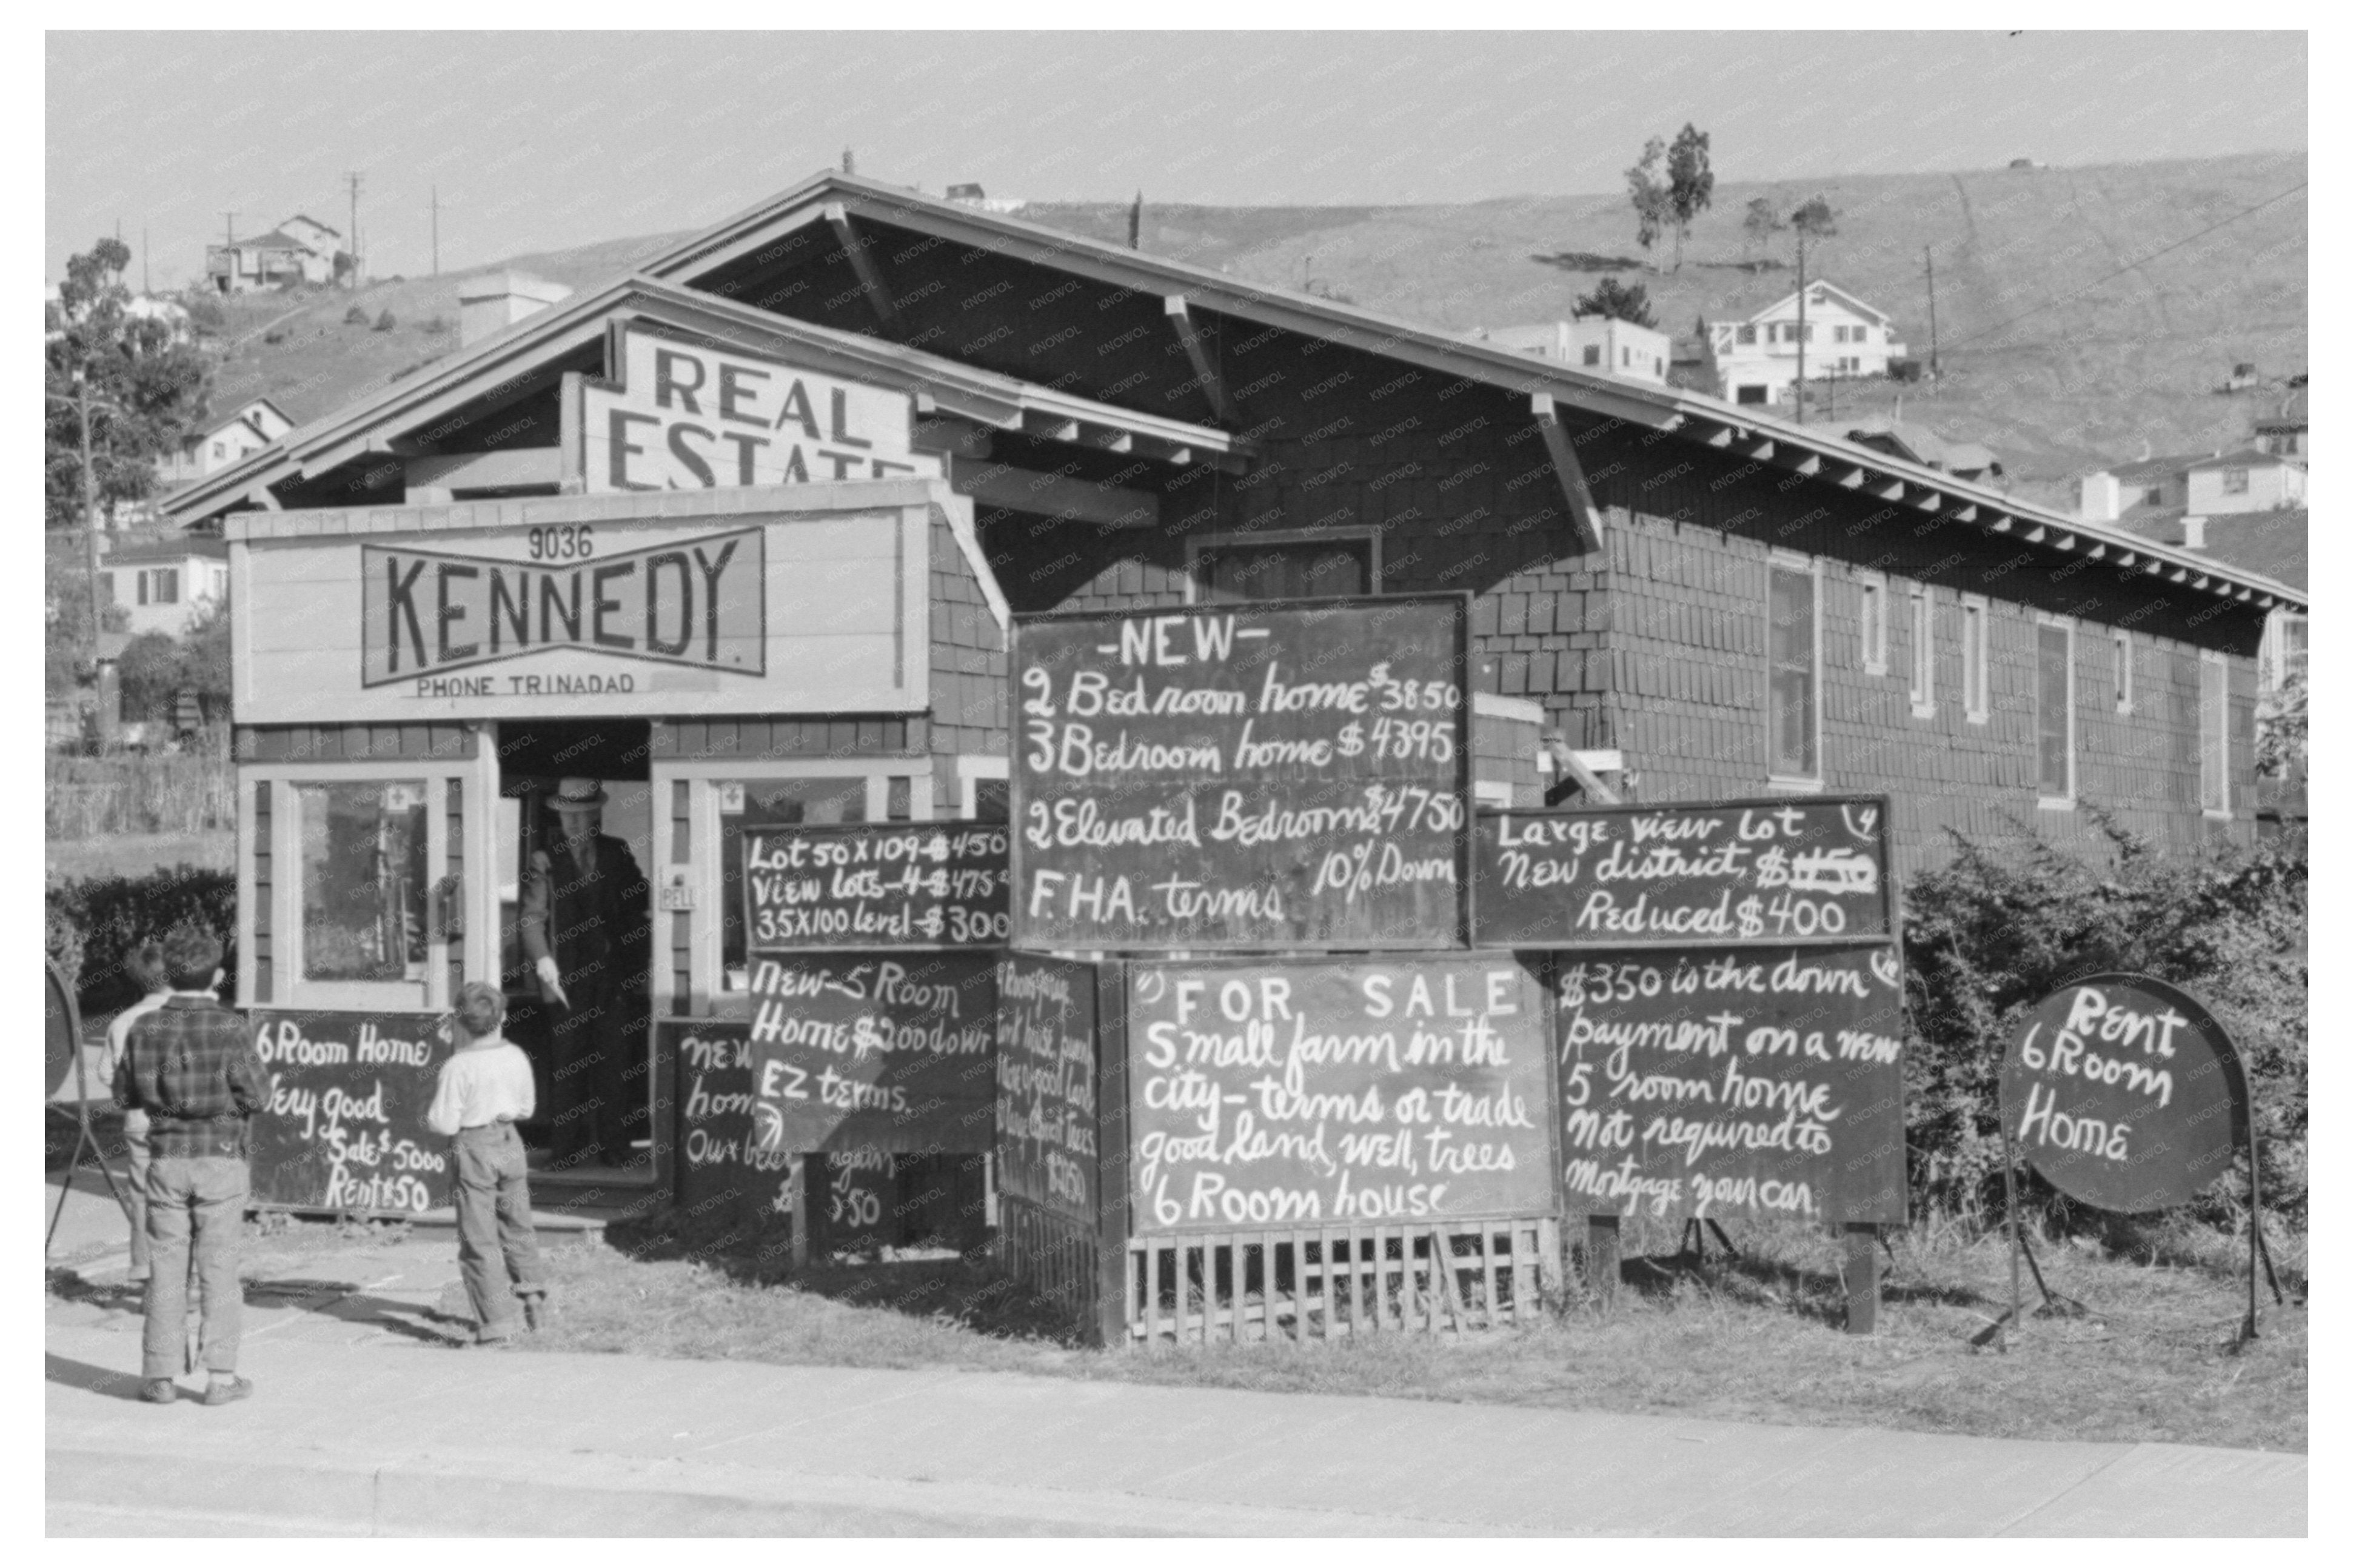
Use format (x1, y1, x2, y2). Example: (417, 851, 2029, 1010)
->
(1794, 229, 1809, 425)
(141, 226, 150, 295)
(430, 185, 440, 276)
(1924, 245, 1941, 381)
(345, 171, 364, 287)
(77, 378, 101, 636)
(842, 147, 855, 175)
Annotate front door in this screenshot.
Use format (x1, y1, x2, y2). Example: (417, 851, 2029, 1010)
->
(490, 720, 657, 1183)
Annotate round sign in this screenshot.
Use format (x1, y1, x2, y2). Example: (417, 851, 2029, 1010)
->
(45, 956, 82, 1101)
(1999, 973, 2248, 1214)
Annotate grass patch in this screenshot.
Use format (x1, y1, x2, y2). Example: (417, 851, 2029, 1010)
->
(513, 1210, 2305, 1453)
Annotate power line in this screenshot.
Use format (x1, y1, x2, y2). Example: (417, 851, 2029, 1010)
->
(1937, 181, 2307, 353)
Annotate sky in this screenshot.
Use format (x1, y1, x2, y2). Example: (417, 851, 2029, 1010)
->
(45, 30, 2307, 289)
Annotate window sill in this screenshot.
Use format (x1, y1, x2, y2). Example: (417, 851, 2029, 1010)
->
(2037, 796, 2076, 812)
(1966, 709, 1988, 726)
(1910, 702, 1936, 720)
(1766, 775, 1826, 795)
(1863, 660, 1888, 678)
(2203, 807, 2235, 822)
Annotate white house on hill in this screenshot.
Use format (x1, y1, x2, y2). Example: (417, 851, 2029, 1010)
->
(155, 399, 297, 488)
(1703, 282, 1906, 407)
(205, 214, 341, 293)
(1476, 317, 1672, 385)
(99, 534, 229, 637)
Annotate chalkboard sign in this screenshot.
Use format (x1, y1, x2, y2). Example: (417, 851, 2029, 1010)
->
(1011, 597, 1471, 952)
(249, 1010, 454, 1215)
(745, 822, 1011, 952)
(669, 1017, 795, 1238)
(2000, 974, 2249, 1215)
(1474, 796, 1893, 949)
(1125, 953, 1556, 1234)
(996, 953, 1102, 1226)
(1554, 944, 1908, 1224)
(745, 952, 998, 1154)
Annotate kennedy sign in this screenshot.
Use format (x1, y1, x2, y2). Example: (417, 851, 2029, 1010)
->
(235, 497, 934, 722)
(580, 325, 941, 493)
(361, 529, 764, 687)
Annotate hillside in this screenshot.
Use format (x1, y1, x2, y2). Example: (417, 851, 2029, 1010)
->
(196, 152, 2304, 498)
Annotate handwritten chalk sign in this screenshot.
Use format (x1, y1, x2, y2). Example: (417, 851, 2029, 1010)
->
(1011, 597, 1471, 951)
(745, 823, 1011, 952)
(996, 953, 1102, 1226)
(1124, 954, 1555, 1234)
(1554, 945, 1908, 1224)
(247, 1011, 453, 1215)
(745, 952, 998, 1154)
(2000, 974, 2248, 1215)
(1474, 797, 1892, 949)
(668, 1018, 795, 1235)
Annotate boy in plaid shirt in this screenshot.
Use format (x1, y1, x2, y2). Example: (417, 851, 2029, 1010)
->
(113, 925, 266, 1406)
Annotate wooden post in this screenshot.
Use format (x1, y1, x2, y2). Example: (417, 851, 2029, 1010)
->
(1844, 1223, 1878, 1335)
(1091, 961, 1131, 1349)
(789, 1155, 809, 1270)
(1585, 1214, 1620, 1307)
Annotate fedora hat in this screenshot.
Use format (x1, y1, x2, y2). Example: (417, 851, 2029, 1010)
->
(550, 778, 607, 812)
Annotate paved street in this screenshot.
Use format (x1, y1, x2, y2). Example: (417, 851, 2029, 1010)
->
(45, 1176, 2305, 1537)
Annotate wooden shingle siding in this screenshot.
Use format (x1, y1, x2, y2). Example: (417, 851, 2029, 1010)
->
(250, 781, 272, 1005)
(236, 723, 477, 761)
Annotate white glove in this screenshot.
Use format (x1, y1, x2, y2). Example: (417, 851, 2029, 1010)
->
(536, 956, 569, 1007)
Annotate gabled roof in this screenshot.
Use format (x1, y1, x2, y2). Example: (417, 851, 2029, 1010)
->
(2100, 453, 2208, 486)
(1839, 417, 2001, 478)
(161, 168, 2303, 613)
(1736, 281, 1891, 327)
(280, 213, 340, 238)
(2187, 447, 2304, 471)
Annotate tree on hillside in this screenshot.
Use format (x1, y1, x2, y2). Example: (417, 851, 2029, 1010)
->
(45, 238, 213, 535)
(1625, 138, 1672, 268)
(1742, 196, 1786, 260)
(1663, 124, 1714, 272)
(1786, 197, 1839, 424)
(1573, 278, 1658, 329)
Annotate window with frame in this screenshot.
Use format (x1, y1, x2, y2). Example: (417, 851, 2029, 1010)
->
(2037, 621, 2075, 803)
(1857, 573, 1887, 674)
(1962, 596, 1989, 722)
(1191, 532, 1376, 604)
(2113, 630, 2134, 713)
(2200, 655, 2229, 813)
(718, 775, 876, 992)
(296, 779, 430, 986)
(152, 569, 178, 604)
(1768, 558, 1819, 780)
(1736, 324, 1756, 345)
(1582, 345, 1601, 366)
(2223, 467, 2250, 495)
(1909, 585, 1935, 716)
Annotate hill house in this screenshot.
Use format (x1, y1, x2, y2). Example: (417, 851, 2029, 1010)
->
(1704, 282, 1907, 406)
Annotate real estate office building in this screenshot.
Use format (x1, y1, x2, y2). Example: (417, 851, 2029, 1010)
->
(161, 172, 2301, 1205)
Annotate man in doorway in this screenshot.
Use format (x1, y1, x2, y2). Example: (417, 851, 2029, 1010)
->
(518, 778, 650, 1167)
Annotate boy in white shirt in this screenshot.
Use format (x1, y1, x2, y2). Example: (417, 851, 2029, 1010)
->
(426, 983, 547, 1344)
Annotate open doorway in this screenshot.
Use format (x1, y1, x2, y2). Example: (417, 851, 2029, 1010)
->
(492, 719, 656, 1184)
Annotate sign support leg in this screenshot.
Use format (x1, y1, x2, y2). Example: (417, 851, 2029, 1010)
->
(1584, 1215, 1619, 1308)
(1998, 1131, 2024, 1352)
(2235, 1134, 2266, 1349)
(789, 1155, 809, 1271)
(1843, 1223, 1878, 1335)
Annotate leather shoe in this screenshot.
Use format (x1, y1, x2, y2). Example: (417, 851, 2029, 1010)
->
(202, 1376, 253, 1407)
(140, 1379, 175, 1404)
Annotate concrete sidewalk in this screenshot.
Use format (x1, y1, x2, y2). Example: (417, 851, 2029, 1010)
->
(44, 1174, 2305, 1536)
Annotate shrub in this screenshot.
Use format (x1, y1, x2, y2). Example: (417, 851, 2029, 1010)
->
(1901, 816, 2306, 1234)
(46, 864, 238, 1015)
(373, 310, 397, 332)
(344, 305, 368, 325)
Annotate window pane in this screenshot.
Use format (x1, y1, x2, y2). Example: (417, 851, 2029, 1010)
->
(971, 778, 1011, 822)
(2038, 626, 2071, 797)
(299, 781, 429, 983)
(1911, 593, 1933, 706)
(1198, 540, 1371, 604)
(1769, 567, 1815, 776)
(720, 776, 869, 989)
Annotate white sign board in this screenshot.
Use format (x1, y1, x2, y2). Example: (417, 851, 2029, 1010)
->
(235, 504, 930, 722)
(580, 325, 941, 493)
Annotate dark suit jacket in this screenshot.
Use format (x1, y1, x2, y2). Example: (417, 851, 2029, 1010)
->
(518, 832, 649, 1004)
